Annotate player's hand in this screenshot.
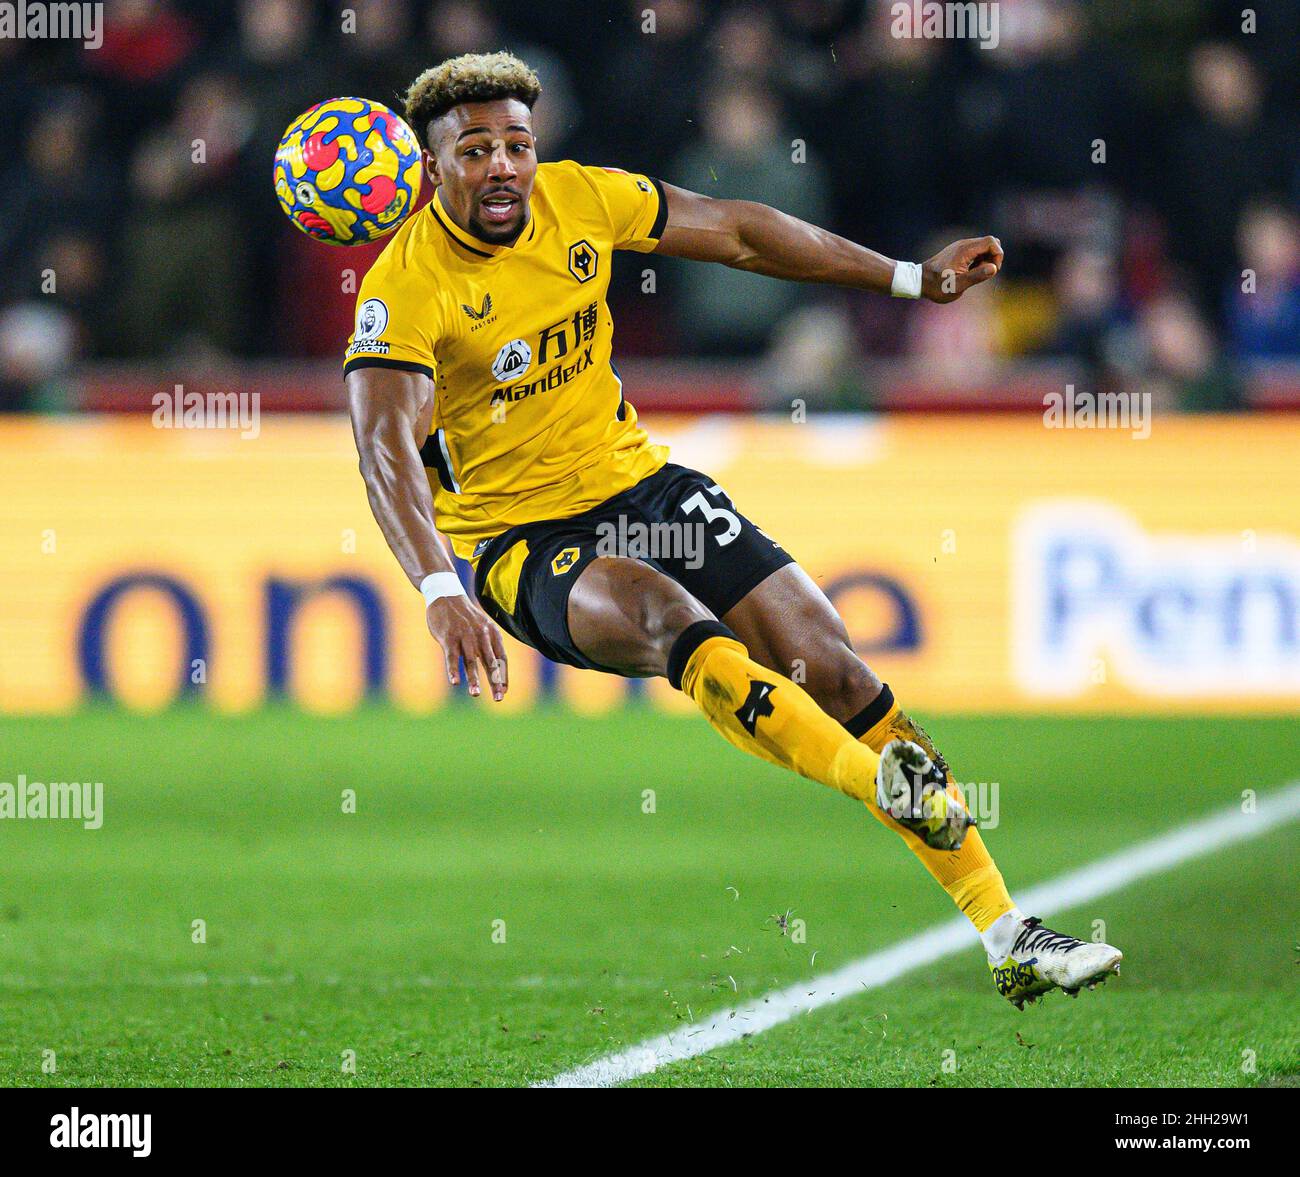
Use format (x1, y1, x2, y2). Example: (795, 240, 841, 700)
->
(426, 596, 509, 702)
(921, 236, 1004, 303)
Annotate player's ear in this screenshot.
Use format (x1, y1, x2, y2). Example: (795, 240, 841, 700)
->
(423, 149, 440, 187)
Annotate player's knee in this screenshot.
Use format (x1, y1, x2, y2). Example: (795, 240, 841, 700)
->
(802, 646, 879, 722)
(603, 562, 713, 675)
(643, 593, 713, 655)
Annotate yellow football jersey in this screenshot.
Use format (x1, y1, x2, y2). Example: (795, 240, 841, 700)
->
(344, 160, 670, 560)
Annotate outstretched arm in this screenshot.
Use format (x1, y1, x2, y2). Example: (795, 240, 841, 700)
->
(653, 181, 1002, 304)
(346, 366, 507, 700)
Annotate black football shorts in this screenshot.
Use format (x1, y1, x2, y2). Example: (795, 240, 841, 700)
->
(472, 463, 794, 672)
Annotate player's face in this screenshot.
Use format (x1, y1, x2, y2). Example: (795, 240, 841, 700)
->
(429, 99, 537, 244)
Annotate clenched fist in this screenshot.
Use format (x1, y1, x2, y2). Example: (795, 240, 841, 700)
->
(922, 236, 1004, 303)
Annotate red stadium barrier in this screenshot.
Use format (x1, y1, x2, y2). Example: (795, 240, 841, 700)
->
(71, 360, 1300, 415)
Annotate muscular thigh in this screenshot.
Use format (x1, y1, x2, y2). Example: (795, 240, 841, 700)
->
(472, 464, 833, 686)
(567, 556, 713, 677)
(722, 563, 881, 720)
(474, 507, 712, 676)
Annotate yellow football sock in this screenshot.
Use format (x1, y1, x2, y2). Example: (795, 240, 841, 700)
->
(851, 686, 1014, 932)
(676, 633, 880, 803)
(667, 625, 1013, 934)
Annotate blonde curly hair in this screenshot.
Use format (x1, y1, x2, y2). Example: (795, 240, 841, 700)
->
(404, 52, 542, 149)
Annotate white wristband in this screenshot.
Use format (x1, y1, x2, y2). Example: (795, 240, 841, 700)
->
(891, 260, 923, 299)
(420, 571, 467, 607)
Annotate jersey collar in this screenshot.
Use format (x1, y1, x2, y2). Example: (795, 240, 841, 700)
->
(429, 187, 537, 260)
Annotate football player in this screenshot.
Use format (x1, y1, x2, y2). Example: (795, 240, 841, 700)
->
(344, 53, 1121, 1006)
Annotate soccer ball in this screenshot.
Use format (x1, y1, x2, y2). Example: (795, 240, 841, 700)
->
(274, 97, 423, 246)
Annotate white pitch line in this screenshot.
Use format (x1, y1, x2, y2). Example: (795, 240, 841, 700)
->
(539, 780, 1300, 1088)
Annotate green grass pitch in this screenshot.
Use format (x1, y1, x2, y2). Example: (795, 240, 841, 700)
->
(0, 707, 1296, 1088)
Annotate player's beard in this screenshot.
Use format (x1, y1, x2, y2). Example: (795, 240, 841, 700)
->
(471, 216, 524, 243)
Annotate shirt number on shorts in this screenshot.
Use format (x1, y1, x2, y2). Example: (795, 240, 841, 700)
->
(681, 486, 741, 546)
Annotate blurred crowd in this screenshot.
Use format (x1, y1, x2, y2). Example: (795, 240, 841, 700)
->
(1, 0, 1298, 411)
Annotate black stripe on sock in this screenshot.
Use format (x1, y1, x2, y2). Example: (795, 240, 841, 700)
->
(666, 620, 737, 692)
(843, 682, 894, 739)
